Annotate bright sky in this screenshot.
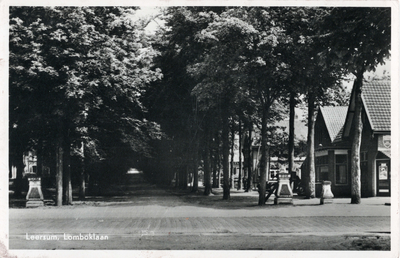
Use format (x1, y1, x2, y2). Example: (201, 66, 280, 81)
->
(132, 7, 163, 33)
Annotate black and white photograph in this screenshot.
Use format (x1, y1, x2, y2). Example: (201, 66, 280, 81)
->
(1, 1, 399, 257)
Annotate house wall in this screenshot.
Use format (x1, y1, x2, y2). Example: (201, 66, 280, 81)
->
(23, 151, 37, 175)
(350, 108, 391, 197)
(313, 110, 390, 198)
(314, 149, 351, 197)
(313, 112, 351, 197)
(331, 149, 351, 197)
(345, 108, 383, 197)
(360, 112, 378, 197)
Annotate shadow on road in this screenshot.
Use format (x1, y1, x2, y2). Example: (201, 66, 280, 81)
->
(10, 172, 320, 210)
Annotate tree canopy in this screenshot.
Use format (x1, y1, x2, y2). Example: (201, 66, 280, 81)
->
(9, 6, 391, 205)
(10, 6, 162, 203)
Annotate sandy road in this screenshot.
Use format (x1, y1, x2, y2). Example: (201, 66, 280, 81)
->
(8, 173, 392, 251)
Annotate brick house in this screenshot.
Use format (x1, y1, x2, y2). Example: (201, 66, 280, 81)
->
(343, 80, 391, 197)
(312, 106, 351, 196)
(309, 80, 391, 197)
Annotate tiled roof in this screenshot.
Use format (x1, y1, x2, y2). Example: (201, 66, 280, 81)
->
(320, 106, 348, 143)
(362, 81, 391, 132)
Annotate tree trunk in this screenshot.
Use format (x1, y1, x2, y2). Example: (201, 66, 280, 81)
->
(306, 92, 316, 198)
(13, 148, 24, 197)
(63, 137, 73, 205)
(222, 111, 230, 200)
(203, 135, 212, 196)
(9, 154, 13, 179)
(258, 105, 269, 205)
(230, 124, 235, 189)
(192, 137, 199, 193)
(175, 171, 179, 188)
(217, 169, 221, 188)
(56, 140, 63, 206)
(183, 166, 188, 190)
(179, 167, 187, 189)
(36, 139, 43, 177)
(192, 97, 200, 192)
(212, 131, 220, 188)
(351, 75, 364, 204)
(288, 91, 295, 175)
(79, 167, 85, 200)
(79, 142, 85, 200)
(238, 120, 242, 190)
(245, 124, 253, 192)
(212, 155, 218, 188)
(217, 150, 222, 189)
(177, 170, 181, 188)
(178, 170, 183, 188)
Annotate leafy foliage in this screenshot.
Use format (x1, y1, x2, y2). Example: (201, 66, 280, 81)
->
(321, 7, 390, 76)
(9, 7, 162, 187)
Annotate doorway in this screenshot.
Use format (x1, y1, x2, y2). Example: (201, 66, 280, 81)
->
(376, 160, 390, 196)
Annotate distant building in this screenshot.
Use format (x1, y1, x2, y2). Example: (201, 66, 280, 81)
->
(9, 151, 51, 179)
(230, 115, 307, 187)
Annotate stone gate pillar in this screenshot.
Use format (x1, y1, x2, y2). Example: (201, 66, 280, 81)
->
(26, 177, 44, 208)
(274, 173, 293, 205)
(320, 181, 334, 204)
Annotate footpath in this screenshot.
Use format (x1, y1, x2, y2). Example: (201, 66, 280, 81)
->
(7, 173, 396, 252)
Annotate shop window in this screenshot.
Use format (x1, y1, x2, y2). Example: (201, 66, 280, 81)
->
(335, 154, 348, 185)
(316, 156, 329, 182)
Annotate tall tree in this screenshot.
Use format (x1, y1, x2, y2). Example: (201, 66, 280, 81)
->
(276, 7, 345, 198)
(9, 7, 162, 204)
(189, 8, 291, 204)
(288, 92, 296, 177)
(144, 7, 227, 188)
(321, 7, 391, 203)
(237, 120, 242, 190)
(202, 123, 213, 195)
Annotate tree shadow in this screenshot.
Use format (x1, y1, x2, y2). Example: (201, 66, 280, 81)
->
(9, 173, 323, 210)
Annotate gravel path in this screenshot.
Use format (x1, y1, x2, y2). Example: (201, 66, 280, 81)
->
(8, 173, 393, 252)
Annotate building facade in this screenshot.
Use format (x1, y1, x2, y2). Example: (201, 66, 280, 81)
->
(343, 80, 391, 197)
(311, 80, 391, 197)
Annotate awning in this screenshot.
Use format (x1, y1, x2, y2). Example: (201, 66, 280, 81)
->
(379, 150, 391, 159)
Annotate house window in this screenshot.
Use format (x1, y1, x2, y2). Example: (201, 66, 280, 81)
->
(316, 156, 329, 182)
(29, 165, 37, 173)
(335, 154, 348, 185)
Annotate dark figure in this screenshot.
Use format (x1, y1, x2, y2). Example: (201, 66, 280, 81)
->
(290, 175, 301, 192)
(257, 181, 278, 204)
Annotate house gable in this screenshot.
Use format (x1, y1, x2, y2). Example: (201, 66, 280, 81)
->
(361, 81, 391, 133)
(315, 106, 348, 149)
(315, 110, 331, 148)
(343, 80, 391, 138)
(320, 106, 348, 143)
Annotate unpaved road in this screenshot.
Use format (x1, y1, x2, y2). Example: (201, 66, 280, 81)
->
(8, 173, 392, 252)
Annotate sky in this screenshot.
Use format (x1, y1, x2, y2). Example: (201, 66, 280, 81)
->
(131, 6, 163, 33)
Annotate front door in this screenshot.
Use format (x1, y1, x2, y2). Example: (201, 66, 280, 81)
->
(377, 160, 390, 196)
